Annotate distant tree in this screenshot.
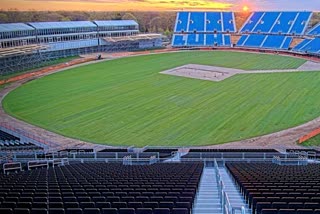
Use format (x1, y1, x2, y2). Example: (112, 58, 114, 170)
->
(122, 12, 137, 21)
(0, 13, 9, 23)
(112, 12, 122, 20)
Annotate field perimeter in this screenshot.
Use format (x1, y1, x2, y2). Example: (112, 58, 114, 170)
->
(3, 51, 320, 147)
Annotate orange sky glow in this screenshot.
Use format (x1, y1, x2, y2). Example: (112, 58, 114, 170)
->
(1, 0, 235, 11)
(0, 0, 318, 12)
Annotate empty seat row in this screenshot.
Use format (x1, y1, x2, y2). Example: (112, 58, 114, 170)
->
(0, 207, 189, 214)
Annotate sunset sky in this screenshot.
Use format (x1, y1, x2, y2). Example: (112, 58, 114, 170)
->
(1, 0, 319, 11)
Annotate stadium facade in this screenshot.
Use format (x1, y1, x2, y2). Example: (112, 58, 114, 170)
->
(0, 20, 162, 74)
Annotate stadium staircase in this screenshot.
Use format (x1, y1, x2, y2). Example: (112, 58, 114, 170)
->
(193, 166, 251, 214)
(193, 167, 222, 214)
(218, 167, 251, 214)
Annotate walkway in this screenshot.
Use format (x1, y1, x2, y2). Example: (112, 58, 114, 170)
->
(193, 167, 222, 214)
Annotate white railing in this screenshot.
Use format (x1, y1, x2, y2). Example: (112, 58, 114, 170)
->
(3, 162, 22, 174)
(27, 158, 69, 170)
(214, 159, 247, 214)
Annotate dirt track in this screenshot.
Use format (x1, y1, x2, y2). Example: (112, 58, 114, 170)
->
(1, 50, 320, 150)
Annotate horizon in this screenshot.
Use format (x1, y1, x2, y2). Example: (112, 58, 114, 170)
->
(1, 0, 320, 12)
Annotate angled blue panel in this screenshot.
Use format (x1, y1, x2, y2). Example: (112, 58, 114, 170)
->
(189, 12, 205, 32)
(237, 35, 248, 46)
(205, 34, 224, 46)
(289, 12, 312, 35)
(292, 39, 312, 51)
(271, 12, 297, 34)
(172, 34, 186, 46)
(303, 38, 320, 53)
(243, 34, 266, 47)
(262, 35, 286, 49)
(222, 12, 235, 32)
(206, 34, 215, 46)
(187, 34, 205, 46)
(206, 12, 222, 32)
(307, 23, 320, 36)
(175, 12, 189, 32)
(240, 12, 264, 32)
(253, 12, 280, 33)
(281, 37, 292, 49)
(224, 35, 231, 46)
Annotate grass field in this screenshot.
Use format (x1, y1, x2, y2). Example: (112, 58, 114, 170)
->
(302, 135, 320, 147)
(4, 51, 320, 147)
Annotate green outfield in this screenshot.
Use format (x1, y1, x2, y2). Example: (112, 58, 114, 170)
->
(3, 51, 320, 147)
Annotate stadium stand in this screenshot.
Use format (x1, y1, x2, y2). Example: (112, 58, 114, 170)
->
(0, 20, 162, 74)
(226, 163, 320, 214)
(236, 34, 292, 50)
(307, 23, 320, 36)
(240, 12, 312, 35)
(172, 11, 235, 47)
(0, 163, 203, 214)
(172, 10, 320, 56)
(0, 130, 43, 152)
(292, 38, 320, 55)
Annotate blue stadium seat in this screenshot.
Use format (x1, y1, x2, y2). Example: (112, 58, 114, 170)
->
(186, 34, 205, 46)
(222, 12, 235, 32)
(270, 12, 297, 34)
(189, 12, 205, 32)
(253, 12, 280, 33)
(175, 12, 189, 32)
(172, 35, 186, 47)
(289, 12, 312, 35)
(240, 12, 264, 32)
(240, 11, 311, 35)
(206, 12, 222, 32)
(307, 23, 320, 36)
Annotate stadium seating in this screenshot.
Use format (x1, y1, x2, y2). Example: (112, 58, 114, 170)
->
(172, 34, 231, 47)
(240, 12, 312, 35)
(293, 38, 320, 55)
(174, 12, 236, 33)
(226, 163, 320, 214)
(307, 23, 320, 36)
(0, 130, 43, 152)
(0, 163, 203, 214)
(237, 34, 292, 50)
(172, 11, 235, 47)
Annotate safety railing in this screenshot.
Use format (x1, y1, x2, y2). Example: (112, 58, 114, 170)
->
(27, 158, 69, 170)
(3, 162, 22, 174)
(214, 159, 247, 214)
(272, 155, 308, 165)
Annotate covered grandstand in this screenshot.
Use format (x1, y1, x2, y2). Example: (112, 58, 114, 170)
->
(0, 20, 162, 74)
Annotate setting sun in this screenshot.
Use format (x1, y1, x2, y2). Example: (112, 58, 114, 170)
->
(242, 5, 249, 12)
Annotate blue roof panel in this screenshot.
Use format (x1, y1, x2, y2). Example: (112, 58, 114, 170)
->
(94, 20, 138, 27)
(0, 23, 34, 32)
(28, 21, 96, 29)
